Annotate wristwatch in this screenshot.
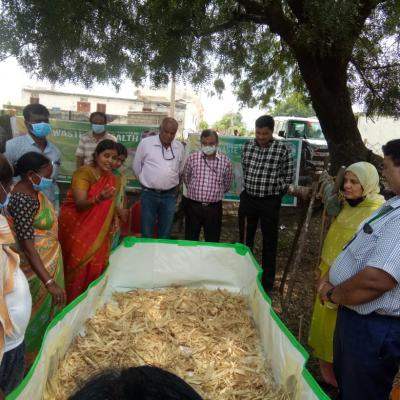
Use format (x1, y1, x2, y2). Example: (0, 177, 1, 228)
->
(326, 287, 336, 304)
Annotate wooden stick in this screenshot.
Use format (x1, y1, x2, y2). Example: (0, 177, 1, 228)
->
(279, 206, 307, 296)
(282, 182, 318, 314)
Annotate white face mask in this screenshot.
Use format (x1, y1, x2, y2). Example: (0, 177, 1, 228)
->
(201, 145, 217, 156)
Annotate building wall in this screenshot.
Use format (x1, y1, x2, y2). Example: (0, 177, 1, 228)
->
(21, 87, 201, 137)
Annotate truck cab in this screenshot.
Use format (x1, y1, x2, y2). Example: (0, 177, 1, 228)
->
(274, 117, 329, 178)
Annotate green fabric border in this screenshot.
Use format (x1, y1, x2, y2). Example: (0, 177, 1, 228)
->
(7, 274, 107, 400)
(122, 237, 327, 399)
(9, 238, 327, 399)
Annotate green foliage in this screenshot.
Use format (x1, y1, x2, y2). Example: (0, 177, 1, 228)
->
(198, 120, 209, 130)
(270, 92, 315, 117)
(0, 0, 398, 115)
(213, 112, 248, 135)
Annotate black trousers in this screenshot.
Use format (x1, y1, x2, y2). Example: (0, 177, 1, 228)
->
(184, 197, 223, 242)
(334, 307, 400, 400)
(238, 191, 282, 291)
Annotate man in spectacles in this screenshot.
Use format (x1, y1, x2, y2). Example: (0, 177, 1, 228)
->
(318, 139, 400, 400)
(133, 117, 185, 238)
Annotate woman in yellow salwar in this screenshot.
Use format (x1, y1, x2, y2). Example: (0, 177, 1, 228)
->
(308, 162, 384, 387)
(59, 140, 119, 303)
(7, 152, 66, 365)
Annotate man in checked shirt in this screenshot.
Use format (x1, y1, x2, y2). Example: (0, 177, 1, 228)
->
(183, 129, 233, 242)
(239, 115, 294, 293)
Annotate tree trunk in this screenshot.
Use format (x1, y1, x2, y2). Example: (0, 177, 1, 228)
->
(295, 53, 381, 174)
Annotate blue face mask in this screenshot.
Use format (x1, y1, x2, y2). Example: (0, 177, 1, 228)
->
(0, 183, 10, 209)
(92, 124, 106, 134)
(32, 173, 53, 192)
(31, 122, 52, 138)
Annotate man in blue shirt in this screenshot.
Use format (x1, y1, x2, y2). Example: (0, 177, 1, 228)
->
(318, 139, 400, 400)
(4, 104, 60, 203)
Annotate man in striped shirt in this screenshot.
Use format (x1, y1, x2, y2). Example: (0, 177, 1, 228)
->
(319, 139, 400, 400)
(239, 115, 294, 293)
(183, 130, 233, 242)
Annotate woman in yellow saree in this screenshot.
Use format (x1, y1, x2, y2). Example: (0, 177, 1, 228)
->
(7, 152, 66, 365)
(308, 162, 384, 387)
(59, 140, 119, 303)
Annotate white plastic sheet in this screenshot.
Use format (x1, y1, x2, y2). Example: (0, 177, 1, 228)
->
(8, 239, 327, 400)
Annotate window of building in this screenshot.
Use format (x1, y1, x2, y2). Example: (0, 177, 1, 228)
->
(77, 101, 91, 113)
(30, 96, 40, 104)
(97, 103, 106, 113)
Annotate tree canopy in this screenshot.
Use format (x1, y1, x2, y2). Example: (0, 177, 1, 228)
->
(270, 93, 315, 118)
(213, 112, 248, 135)
(1, 0, 399, 169)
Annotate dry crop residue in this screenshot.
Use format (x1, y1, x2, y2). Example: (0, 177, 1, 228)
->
(45, 287, 288, 399)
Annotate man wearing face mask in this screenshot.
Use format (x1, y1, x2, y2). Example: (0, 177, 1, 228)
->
(4, 103, 61, 204)
(183, 129, 233, 242)
(75, 111, 117, 168)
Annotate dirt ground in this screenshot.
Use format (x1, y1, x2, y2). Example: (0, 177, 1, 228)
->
(168, 199, 337, 398)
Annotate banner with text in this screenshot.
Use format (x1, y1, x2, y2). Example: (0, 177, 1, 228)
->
(186, 134, 302, 206)
(16, 118, 157, 189)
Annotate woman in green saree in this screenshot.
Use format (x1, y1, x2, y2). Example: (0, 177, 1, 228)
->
(7, 152, 66, 365)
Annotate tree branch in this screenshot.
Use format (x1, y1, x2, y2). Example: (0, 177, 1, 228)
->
(237, 0, 296, 46)
(199, 12, 263, 36)
(351, 57, 385, 103)
(328, 0, 386, 62)
(363, 63, 400, 70)
(353, 0, 387, 31)
(286, 0, 307, 23)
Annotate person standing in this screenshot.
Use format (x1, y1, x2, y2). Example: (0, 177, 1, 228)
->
(7, 152, 66, 365)
(75, 111, 117, 168)
(318, 139, 400, 400)
(133, 117, 185, 239)
(59, 140, 119, 303)
(183, 129, 233, 242)
(308, 162, 384, 387)
(4, 103, 61, 203)
(239, 115, 294, 293)
(0, 154, 32, 397)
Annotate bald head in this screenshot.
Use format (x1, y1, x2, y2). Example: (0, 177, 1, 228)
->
(159, 117, 179, 148)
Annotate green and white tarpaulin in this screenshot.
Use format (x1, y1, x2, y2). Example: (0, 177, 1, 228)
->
(8, 239, 328, 400)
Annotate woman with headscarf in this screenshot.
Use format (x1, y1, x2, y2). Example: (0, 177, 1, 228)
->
(308, 161, 384, 387)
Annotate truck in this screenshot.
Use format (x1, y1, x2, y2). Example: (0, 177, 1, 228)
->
(273, 116, 330, 182)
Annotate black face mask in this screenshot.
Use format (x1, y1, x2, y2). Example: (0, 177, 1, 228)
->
(346, 197, 365, 207)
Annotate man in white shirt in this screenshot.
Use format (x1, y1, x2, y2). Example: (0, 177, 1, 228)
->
(133, 118, 185, 238)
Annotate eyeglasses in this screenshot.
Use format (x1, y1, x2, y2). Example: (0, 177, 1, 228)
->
(162, 146, 175, 161)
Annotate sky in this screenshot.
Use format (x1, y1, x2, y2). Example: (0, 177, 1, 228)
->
(0, 58, 263, 130)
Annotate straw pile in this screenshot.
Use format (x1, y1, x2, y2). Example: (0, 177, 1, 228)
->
(45, 287, 288, 399)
